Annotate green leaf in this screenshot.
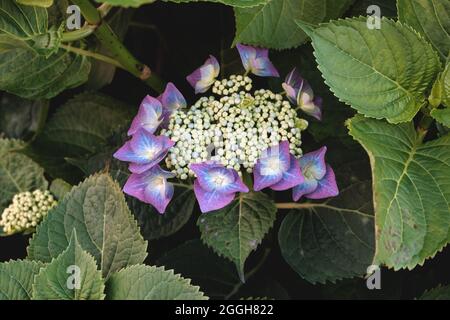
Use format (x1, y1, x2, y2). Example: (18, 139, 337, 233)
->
(299, 17, 441, 123)
(130, 186, 196, 240)
(157, 240, 240, 299)
(0, 93, 49, 140)
(347, 115, 450, 270)
(0, 260, 44, 300)
(27, 173, 148, 280)
(420, 285, 450, 300)
(279, 181, 375, 284)
(16, 0, 53, 8)
(49, 178, 72, 200)
(164, 0, 268, 8)
(32, 232, 105, 300)
(197, 192, 276, 281)
(233, 0, 355, 50)
(0, 138, 48, 212)
(429, 61, 450, 108)
(38, 93, 133, 157)
(105, 265, 208, 300)
(349, 0, 398, 17)
(0, 1, 91, 99)
(94, 0, 156, 7)
(431, 108, 450, 127)
(398, 0, 450, 62)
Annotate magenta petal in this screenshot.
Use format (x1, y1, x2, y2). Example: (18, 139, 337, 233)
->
(236, 43, 279, 77)
(283, 68, 304, 104)
(270, 155, 304, 191)
(186, 55, 220, 94)
(128, 95, 163, 136)
(299, 146, 327, 181)
(292, 178, 318, 202)
(305, 165, 339, 200)
(161, 82, 186, 112)
(253, 161, 283, 191)
(194, 180, 235, 213)
(123, 173, 147, 202)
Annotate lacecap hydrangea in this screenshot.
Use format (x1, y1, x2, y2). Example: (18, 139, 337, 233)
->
(114, 43, 338, 214)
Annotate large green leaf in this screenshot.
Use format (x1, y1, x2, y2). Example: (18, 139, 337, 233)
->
(157, 240, 240, 299)
(0, 1, 90, 99)
(348, 115, 450, 270)
(233, 0, 355, 50)
(38, 93, 133, 157)
(0, 138, 48, 212)
(165, 0, 268, 7)
(298, 17, 441, 123)
(0, 260, 44, 300)
(398, 0, 450, 62)
(420, 285, 450, 300)
(0, 93, 48, 140)
(197, 192, 276, 281)
(16, 0, 53, 7)
(130, 186, 196, 240)
(32, 232, 105, 300)
(27, 174, 148, 279)
(279, 181, 375, 284)
(105, 265, 208, 300)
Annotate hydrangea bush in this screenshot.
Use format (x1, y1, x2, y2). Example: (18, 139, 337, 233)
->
(0, 0, 449, 300)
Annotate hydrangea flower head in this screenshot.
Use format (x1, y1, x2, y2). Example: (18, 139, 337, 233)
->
(113, 129, 174, 174)
(128, 95, 163, 136)
(124, 165, 175, 214)
(282, 68, 323, 121)
(253, 141, 304, 191)
(236, 43, 279, 77)
(190, 161, 249, 213)
(186, 55, 220, 94)
(292, 146, 339, 201)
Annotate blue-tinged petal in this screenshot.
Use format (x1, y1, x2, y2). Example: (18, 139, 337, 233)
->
(186, 55, 220, 94)
(253, 160, 283, 191)
(123, 172, 147, 202)
(236, 43, 279, 77)
(306, 165, 339, 200)
(299, 146, 327, 181)
(299, 92, 323, 121)
(128, 95, 163, 136)
(271, 155, 304, 191)
(160, 82, 186, 112)
(292, 177, 318, 202)
(194, 180, 235, 213)
(113, 141, 149, 164)
(282, 68, 304, 104)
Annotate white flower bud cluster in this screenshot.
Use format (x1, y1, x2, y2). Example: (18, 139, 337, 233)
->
(161, 75, 308, 180)
(212, 75, 253, 95)
(0, 190, 57, 235)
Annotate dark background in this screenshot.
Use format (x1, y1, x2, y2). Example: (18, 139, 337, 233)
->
(1, 0, 450, 300)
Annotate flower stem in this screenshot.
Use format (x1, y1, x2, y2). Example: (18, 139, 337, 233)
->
(70, 0, 165, 93)
(60, 43, 124, 69)
(275, 202, 317, 210)
(61, 24, 96, 42)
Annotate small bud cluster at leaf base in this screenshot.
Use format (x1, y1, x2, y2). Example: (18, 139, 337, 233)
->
(0, 190, 57, 235)
(115, 43, 338, 214)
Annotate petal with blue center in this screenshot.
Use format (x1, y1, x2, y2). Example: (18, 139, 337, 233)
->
(194, 180, 236, 213)
(270, 155, 304, 191)
(128, 95, 163, 136)
(186, 55, 220, 94)
(299, 146, 327, 181)
(292, 177, 318, 202)
(305, 165, 339, 200)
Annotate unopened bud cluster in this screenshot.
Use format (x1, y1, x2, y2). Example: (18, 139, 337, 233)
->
(0, 190, 57, 235)
(161, 75, 308, 180)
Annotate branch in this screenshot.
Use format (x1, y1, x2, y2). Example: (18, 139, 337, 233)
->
(70, 0, 165, 93)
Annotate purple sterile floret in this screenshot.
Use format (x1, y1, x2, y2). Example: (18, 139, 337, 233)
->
(253, 141, 304, 191)
(190, 161, 248, 213)
(292, 146, 339, 201)
(186, 55, 220, 94)
(236, 43, 279, 77)
(282, 68, 323, 121)
(123, 165, 175, 214)
(128, 95, 163, 136)
(113, 129, 174, 174)
(158, 82, 186, 127)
